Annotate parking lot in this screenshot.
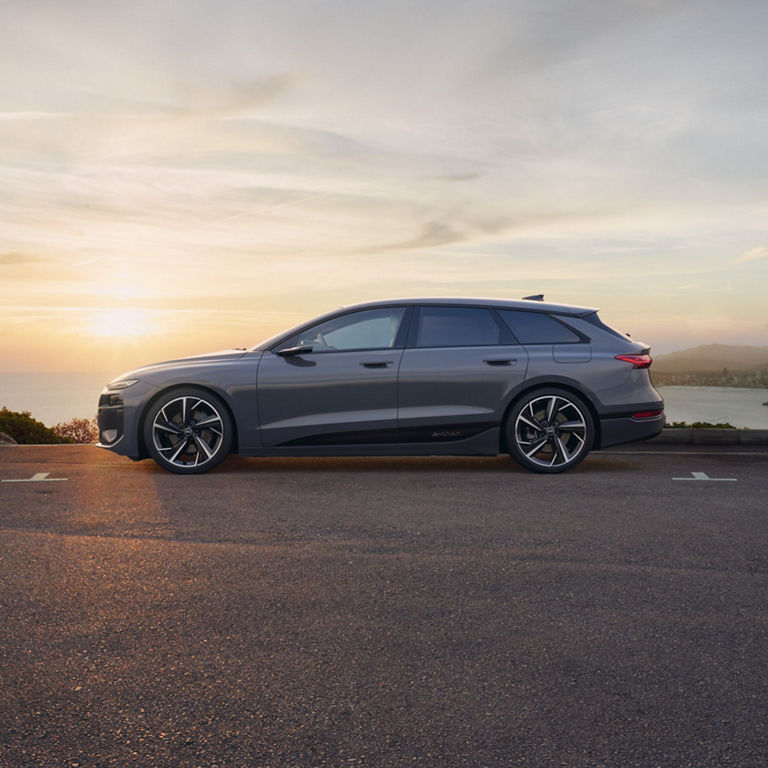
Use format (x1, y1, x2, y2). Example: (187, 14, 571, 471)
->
(1, 445, 767, 767)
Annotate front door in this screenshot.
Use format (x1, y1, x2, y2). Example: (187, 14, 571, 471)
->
(257, 306, 409, 447)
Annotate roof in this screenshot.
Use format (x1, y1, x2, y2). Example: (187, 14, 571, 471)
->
(252, 296, 598, 350)
(339, 297, 598, 316)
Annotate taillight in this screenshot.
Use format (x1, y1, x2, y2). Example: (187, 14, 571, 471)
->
(615, 354, 652, 369)
(632, 410, 662, 419)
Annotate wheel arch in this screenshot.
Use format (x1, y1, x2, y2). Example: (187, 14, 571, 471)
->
(136, 382, 240, 460)
(499, 379, 601, 453)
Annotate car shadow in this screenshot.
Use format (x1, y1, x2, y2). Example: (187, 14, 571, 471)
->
(181, 454, 632, 475)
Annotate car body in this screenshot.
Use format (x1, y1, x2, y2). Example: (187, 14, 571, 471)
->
(97, 297, 664, 474)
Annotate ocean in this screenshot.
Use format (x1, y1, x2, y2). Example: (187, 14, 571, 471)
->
(655, 386, 768, 429)
(1, 373, 767, 430)
(1, 372, 113, 427)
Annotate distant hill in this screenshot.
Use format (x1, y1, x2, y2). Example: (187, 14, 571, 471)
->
(654, 344, 768, 373)
(652, 344, 768, 387)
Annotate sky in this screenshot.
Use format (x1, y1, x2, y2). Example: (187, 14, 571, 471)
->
(1, 0, 767, 376)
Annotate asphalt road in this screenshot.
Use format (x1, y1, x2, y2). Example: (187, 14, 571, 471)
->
(1, 445, 767, 768)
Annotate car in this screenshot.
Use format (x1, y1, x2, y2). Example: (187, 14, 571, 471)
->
(97, 297, 664, 474)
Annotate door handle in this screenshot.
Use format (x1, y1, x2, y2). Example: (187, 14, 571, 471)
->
(361, 361, 393, 368)
(484, 358, 517, 366)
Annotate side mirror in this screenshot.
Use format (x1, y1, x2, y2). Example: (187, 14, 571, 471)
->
(276, 345, 313, 357)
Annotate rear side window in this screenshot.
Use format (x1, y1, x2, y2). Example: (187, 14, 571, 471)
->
(582, 312, 630, 341)
(415, 306, 504, 347)
(497, 309, 581, 344)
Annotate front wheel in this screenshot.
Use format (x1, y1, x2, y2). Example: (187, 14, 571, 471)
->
(143, 387, 233, 474)
(506, 388, 594, 474)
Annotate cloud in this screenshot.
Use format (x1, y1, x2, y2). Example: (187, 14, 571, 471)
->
(424, 173, 481, 182)
(170, 74, 299, 119)
(0, 112, 67, 121)
(375, 221, 466, 252)
(737, 246, 768, 263)
(0, 252, 44, 265)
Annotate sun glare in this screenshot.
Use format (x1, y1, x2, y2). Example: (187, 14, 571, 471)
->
(89, 308, 155, 338)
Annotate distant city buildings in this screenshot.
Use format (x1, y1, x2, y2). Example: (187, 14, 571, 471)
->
(654, 368, 767, 388)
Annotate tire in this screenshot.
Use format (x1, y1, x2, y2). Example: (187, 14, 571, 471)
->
(506, 388, 594, 474)
(143, 387, 233, 474)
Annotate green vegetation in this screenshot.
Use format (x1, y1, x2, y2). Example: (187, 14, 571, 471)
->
(667, 421, 738, 429)
(0, 407, 71, 444)
(0, 408, 98, 444)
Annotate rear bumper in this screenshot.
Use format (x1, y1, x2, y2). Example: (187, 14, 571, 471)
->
(598, 412, 665, 449)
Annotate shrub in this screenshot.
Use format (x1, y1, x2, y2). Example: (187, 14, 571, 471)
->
(53, 416, 98, 444)
(0, 407, 73, 444)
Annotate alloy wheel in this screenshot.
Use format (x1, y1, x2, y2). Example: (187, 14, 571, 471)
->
(151, 395, 226, 470)
(512, 393, 591, 471)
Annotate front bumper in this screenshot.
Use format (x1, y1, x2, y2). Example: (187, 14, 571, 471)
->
(97, 391, 125, 446)
(96, 379, 159, 459)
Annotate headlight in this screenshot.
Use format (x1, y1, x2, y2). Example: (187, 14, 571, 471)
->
(106, 378, 139, 391)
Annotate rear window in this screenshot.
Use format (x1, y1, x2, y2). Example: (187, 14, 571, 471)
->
(415, 306, 504, 347)
(497, 310, 581, 344)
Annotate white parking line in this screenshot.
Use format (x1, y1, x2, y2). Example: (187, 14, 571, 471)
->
(672, 471, 737, 482)
(602, 450, 766, 455)
(1, 472, 68, 483)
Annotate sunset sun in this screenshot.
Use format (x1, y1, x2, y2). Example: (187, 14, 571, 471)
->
(88, 308, 155, 338)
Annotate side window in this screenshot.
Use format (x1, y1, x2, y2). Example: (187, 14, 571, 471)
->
(415, 306, 504, 347)
(497, 310, 581, 344)
(283, 307, 406, 352)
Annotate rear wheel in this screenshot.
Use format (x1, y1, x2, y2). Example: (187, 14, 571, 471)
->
(507, 388, 594, 473)
(143, 387, 232, 474)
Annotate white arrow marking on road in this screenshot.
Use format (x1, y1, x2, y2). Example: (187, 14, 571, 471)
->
(672, 471, 737, 482)
(1, 472, 68, 483)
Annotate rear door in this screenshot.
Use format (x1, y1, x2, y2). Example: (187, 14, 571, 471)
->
(397, 305, 528, 439)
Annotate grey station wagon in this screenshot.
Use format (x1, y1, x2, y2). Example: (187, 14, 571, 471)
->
(97, 297, 664, 474)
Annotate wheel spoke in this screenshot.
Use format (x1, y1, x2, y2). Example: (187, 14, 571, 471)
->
(160, 405, 179, 427)
(193, 434, 214, 460)
(526, 402, 543, 426)
(554, 435, 570, 464)
(518, 413, 543, 432)
(524, 437, 549, 458)
(169, 437, 190, 462)
(194, 415, 222, 429)
(546, 396, 558, 422)
(155, 419, 182, 435)
(558, 419, 586, 432)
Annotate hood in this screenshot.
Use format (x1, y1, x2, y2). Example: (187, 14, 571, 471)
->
(107, 349, 251, 386)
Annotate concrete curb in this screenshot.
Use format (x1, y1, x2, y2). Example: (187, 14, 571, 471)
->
(648, 428, 768, 446)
